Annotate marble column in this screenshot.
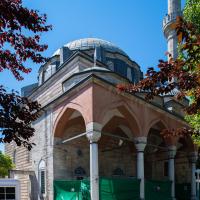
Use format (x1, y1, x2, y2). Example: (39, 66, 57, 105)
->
(86, 122, 102, 200)
(135, 137, 147, 200)
(189, 152, 198, 200)
(168, 145, 176, 200)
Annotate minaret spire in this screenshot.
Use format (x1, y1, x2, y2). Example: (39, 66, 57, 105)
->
(163, 0, 182, 59)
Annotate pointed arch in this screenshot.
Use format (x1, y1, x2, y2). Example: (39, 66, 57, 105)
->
(146, 118, 168, 135)
(53, 103, 87, 139)
(99, 100, 141, 137)
(176, 134, 195, 152)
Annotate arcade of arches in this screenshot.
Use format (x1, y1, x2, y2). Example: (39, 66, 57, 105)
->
(53, 102, 198, 200)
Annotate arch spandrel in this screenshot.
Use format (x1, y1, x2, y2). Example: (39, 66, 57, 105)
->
(53, 84, 95, 133)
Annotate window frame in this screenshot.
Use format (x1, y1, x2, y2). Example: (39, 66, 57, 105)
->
(38, 160, 46, 197)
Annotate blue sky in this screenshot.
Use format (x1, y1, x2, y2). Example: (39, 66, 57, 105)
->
(0, 0, 186, 152)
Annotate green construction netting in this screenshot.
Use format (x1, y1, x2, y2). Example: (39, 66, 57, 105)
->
(145, 180, 172, 200)
(54, 178, 140, 200)
(175, 183, 191, 200)
(54, 180, 82, 199)
(54, 178, 174, 200)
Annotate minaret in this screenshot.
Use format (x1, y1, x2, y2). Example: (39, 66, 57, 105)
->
(163, 0, 182, 59)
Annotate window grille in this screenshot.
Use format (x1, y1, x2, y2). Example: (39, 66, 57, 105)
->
(0, 187, 15, 200)
(40, 171, 45, 194)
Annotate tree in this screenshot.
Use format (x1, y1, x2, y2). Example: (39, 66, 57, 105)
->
(184, 0, 200, 33)
(117, 17, 200, 143)
(0, 151, 14, 177)
(183, 0, 200, 144)
(0, 0, 51, 150)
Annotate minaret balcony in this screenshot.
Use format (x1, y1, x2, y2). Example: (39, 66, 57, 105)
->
(163, 11, 182, 30)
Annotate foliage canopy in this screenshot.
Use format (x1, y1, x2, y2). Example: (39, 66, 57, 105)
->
(0, 151, 14, 177)
(0, 0, 51, 150)
(184, 0, 200, 34)
(118, 17, 200, 143)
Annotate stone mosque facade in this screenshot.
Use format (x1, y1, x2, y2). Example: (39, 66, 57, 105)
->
(4, 0, 199, 200)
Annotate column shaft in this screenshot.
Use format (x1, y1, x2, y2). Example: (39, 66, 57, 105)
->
(168, 157, 175, 199)
(90, 142, 99, 200)
(86, 122, 102, 200)
(190, 152, 198, 200)
(191, 162, 196, 199)
(135, 137, 147, 200)
(168, 146, 176, 200)
(137, 151, 145, 199)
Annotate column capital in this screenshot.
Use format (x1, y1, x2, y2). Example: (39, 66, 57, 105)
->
(188, 152, 198, 163)
(168, 145, 177, 159)
(86, 122, 102, 143)
(134, 137, 147, 152)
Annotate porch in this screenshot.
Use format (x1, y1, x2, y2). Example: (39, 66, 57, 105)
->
(52, 94, 197, 200)
(53, 86, 197, 200)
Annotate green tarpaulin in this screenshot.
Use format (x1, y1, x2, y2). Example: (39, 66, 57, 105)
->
(54, 178, 173, 200)
(175, 183, 191, 200)
(54, 178, 140, 200)
(54, 180, 82, 200)
(145, 180, 172, 200)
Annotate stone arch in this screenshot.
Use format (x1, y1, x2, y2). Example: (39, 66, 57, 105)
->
(146, 118, 168, 135)
(144, 119, 169, 181)
(53, 104, 87, 139)
(176, 134, 194, 153)
(38, 159, 46, 170)
(146, 119, 168, 152)
(53, 106, 89, 180)
(99, 100, 141, 137)
(102, 116, 134, 140)
(175, 134, 194, 184)
(99, 115, 137, 177)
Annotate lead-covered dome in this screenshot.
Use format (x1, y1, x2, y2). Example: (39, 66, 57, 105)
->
(53, 38, 128, 57)
(37, 37, 142, 86)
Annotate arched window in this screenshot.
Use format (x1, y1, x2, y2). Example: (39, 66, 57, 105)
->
(38, 160, 46, 195)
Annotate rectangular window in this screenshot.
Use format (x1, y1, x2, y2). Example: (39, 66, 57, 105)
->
(0, 187, 15, 200)
(164, 161, 169, 177)
(114, 61, 127, 77)
(131, 68, 135, 82)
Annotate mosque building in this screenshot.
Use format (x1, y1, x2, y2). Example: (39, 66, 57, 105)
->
(4, 0, 199, 200)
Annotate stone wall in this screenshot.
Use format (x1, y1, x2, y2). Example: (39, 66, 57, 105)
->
(5, 143, 32, 200)
(54, 140, 136, 180)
